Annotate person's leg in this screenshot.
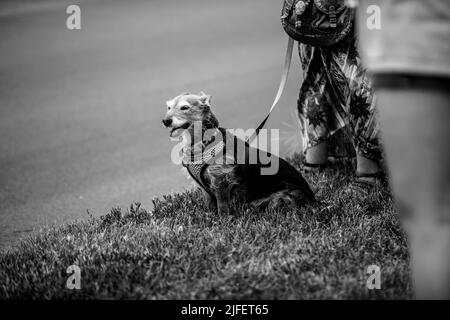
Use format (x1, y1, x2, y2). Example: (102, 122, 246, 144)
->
(305, 140, 328, 165)
(324, 35, 382, 179)
(349, 82, 382, 179)
(376, 86, 450, 299)
(297, 44, 333, 171)
(356, 154, 379, 175)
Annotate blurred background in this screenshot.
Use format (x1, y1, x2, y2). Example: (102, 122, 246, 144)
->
(0, 0, 304, 248)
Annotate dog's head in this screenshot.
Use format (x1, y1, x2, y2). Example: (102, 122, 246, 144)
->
(162, 92, 219, 139)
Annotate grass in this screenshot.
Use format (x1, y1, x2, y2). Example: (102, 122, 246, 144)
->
(0, 155, 412, 299)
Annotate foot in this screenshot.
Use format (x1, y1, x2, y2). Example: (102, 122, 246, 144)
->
(343, 172, 384, 198)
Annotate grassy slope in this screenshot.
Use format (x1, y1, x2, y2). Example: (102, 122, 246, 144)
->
(0, 156, 412, 299)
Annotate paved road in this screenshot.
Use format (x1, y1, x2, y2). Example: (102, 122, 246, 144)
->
(0, 0, 303, 248)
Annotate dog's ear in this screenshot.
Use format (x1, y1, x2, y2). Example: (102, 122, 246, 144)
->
(204, 111, 219, 128)
(166, 99, 174, 109)
(199, 92, 212, 107)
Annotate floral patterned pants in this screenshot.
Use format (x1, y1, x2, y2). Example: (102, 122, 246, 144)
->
(297, 34, 382, 161)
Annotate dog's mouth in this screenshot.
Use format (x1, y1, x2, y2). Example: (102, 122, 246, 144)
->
(169, 122, 191, 138)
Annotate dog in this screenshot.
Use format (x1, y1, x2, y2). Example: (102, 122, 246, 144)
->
(163, 92, 316, 214)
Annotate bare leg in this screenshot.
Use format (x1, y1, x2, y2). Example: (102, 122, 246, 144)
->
(303, 141, 328, 172)
(356, 154, 380, 176)
(307, 141, 381, 180)
(377, 87, 450, 299)
(305, 141, 328, 164)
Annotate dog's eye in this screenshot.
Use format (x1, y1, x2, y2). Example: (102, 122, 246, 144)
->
(180, 106, 190, 111)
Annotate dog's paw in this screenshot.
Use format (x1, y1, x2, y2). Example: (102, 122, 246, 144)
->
(206, 200, 217, 213)
(217, 204, 230, 216)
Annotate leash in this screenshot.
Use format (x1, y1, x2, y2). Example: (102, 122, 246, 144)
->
(246, 36, 295, 144)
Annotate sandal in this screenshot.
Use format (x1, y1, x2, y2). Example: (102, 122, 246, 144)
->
(356, 172, 384, 182)
(343, 172, 384, 198)
(302, 161, 327, 173)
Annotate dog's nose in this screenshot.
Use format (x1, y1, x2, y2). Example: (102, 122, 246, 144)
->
(162, 118, 172, 127)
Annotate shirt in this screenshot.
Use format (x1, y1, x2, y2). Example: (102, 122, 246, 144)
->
(356, 0, 450, 77)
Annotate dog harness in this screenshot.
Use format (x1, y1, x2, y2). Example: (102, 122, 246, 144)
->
(182, 133, 226, 197)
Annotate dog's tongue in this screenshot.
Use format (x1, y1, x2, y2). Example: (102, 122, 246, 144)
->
(170, 127, 184, 138)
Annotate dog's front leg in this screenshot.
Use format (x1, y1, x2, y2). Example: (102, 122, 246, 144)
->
(215, 188, 230, 215)
(201, 189, 217, 213)
(208, 165, 234, 215)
